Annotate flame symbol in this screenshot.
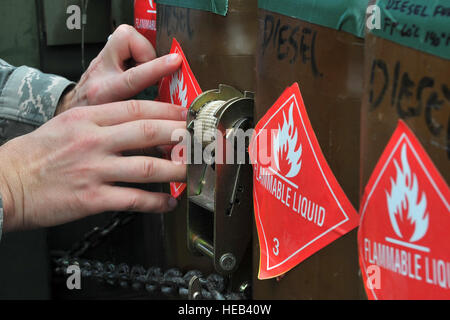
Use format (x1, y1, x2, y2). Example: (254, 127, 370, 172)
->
(169, 70, 188, 108)
(273, 102, 302, 178)
(386, 144, 429, 243)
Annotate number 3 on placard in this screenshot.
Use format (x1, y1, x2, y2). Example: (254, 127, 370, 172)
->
(273, 237, 280, 256)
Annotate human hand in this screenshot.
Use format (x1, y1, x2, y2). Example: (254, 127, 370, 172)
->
(56, 24, 181, 114)
(0, 100, 187, 232)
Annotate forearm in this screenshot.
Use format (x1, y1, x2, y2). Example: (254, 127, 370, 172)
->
(0, 26, 185, 240)
(0, 59, 74, 240)
(0, 142, 18, 241)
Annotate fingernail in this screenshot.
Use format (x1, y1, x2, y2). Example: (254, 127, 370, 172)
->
(168, 196, 178, 210)
(181, 109, 188, 120)
(167, 53, 180, 64)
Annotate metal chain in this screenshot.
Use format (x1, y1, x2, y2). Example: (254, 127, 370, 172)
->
(50, 213, 246, 300)
(53, 257, 244, 300)
(66, 212, 135, 257)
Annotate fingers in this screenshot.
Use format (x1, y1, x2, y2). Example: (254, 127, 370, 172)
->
(90, 24, 182, 103)
(89, 100, 187, 126)
(105, 24, 156, 67)
(107, 53, 182, 101)
(101, 156, 186, 184)
(121, 146, 162, 157)
(156, 145, 175, 159)
(122, 145, 173, 158)
(103, 119, 185, 152)
(97, 185, 178, 213)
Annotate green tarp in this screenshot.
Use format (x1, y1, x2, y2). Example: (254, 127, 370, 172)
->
(156, 0, 228, 16)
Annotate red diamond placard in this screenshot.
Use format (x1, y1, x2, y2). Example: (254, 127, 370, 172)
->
(134, 0, 157, 48)
(358, 120, 450, 300)
(249, 83, 360, 279)
(157, 38, 202, 198)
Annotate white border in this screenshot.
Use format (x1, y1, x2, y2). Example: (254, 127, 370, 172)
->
(360, 133, 450, 300)
(163, 44, 200, 195)
(172, 182, 184, 193)
(175, 47, 200, 96)
(255, 94, 350, 272)
(157, 46, 201, 100)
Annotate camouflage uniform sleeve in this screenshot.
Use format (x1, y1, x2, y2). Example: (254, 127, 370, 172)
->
(0, 58, 75, 241)
(0, 58, 75, 128)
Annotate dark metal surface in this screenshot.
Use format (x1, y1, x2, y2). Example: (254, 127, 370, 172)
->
(156, 1, 257, 293)
(188, 275, 202, 299)
(361, 8, 450, 194)
(157, 0, 258, 92)
(253, 9, 366, 299)
(51, 213, 246, 300)
(53, 257, 244, 300)
(186, 86, 254, 276)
